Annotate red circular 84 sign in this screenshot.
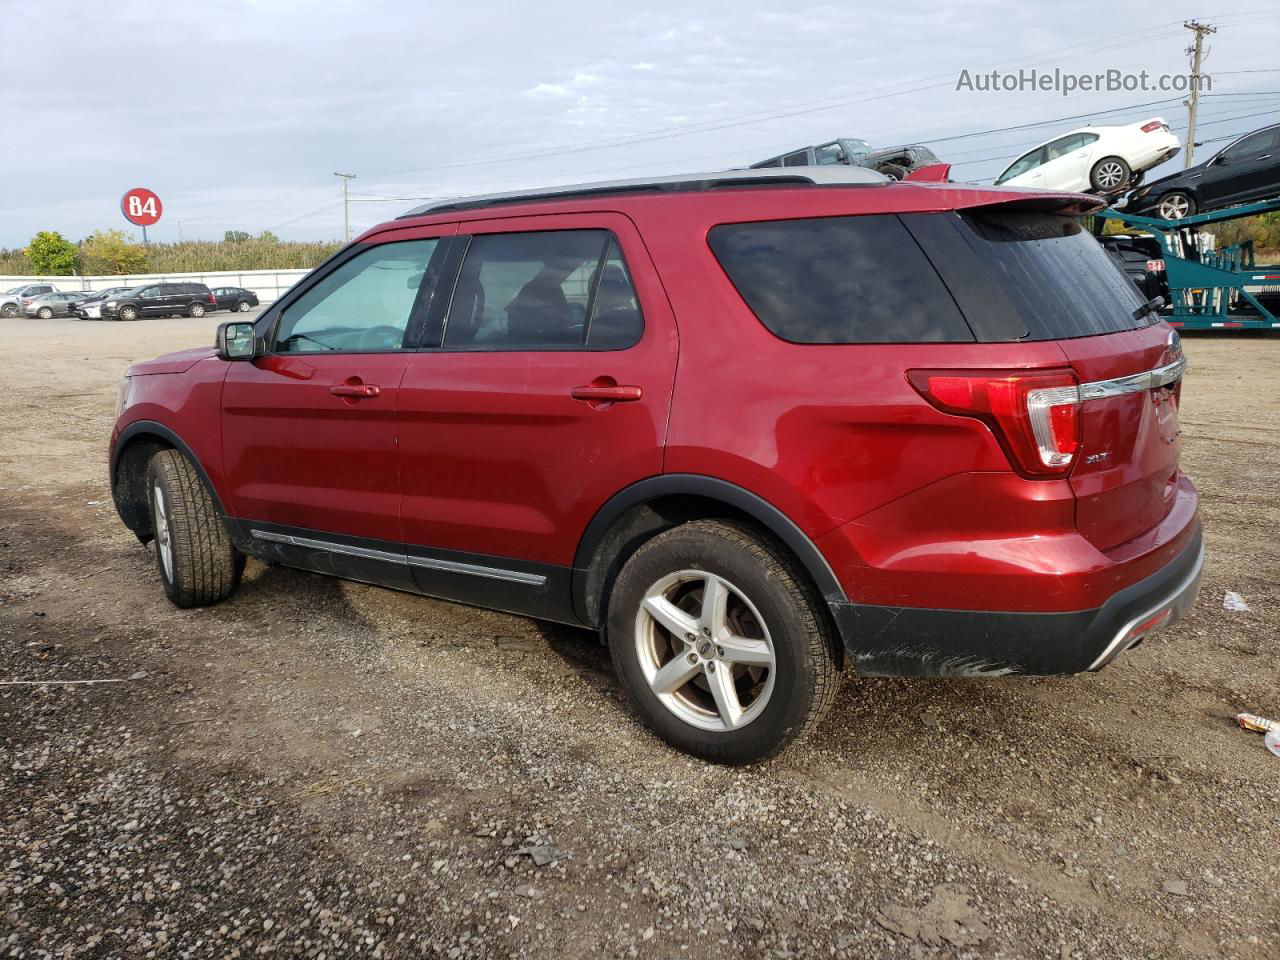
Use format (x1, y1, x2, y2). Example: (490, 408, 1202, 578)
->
(121, 187, 162, 226)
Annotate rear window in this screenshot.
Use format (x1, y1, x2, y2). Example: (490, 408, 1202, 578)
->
(910, 210, 1149, 341)
(708, 215, 972, 343)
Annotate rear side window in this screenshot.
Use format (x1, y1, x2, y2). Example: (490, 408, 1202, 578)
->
(906, 210, 1148, 341)
(707, 215, 973, 343)
(443, 230, 642, 350)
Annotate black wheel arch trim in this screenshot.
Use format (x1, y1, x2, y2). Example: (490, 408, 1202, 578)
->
(111, 420, 228, 540)
(571, 474, 847, 627)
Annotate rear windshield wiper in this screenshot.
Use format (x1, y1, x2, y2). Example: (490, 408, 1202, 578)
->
(1132, 295, 1165, 321)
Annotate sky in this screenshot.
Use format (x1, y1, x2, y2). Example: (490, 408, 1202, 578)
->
(1, 0, 1278, 247)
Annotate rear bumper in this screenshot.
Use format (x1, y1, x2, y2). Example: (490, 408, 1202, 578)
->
(829, 524, 1204, 676)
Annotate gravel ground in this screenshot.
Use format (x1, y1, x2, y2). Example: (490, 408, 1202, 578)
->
(2, 315, 1278, 960)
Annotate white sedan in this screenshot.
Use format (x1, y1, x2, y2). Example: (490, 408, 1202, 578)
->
(994, 118, 1181, 194)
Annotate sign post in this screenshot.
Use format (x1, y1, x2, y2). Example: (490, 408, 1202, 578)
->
(121, 187, 163, 243)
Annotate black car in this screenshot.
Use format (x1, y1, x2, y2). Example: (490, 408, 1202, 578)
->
(211, 286, 260, 313)
(1127, 123, 1280, 220)
(99, 283, 216, 321)
(1097, 234, 1168, 303)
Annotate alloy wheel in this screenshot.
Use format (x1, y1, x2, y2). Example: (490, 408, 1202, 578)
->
(238, 301, 251, 312)
(634, 569, 776, 732)
(152, 481, 174, 582)
(1096, 161, 1126, 190)
(1159, 194, 1190, 219)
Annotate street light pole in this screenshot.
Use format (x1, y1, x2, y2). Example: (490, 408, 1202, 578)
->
(334, 172, 357, 242)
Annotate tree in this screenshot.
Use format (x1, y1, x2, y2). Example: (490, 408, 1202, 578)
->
(258, 230, 280, 244)
(25, 231, 78, 275)
(224, 230, 252, 243)
(80, 230, 148, 275)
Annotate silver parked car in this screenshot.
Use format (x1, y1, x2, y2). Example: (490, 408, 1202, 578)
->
(24, 291, 88, 318)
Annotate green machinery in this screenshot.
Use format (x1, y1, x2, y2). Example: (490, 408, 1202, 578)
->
(1094, 196, 1280, 330)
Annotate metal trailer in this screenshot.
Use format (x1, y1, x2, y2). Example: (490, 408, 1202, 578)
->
(1094, 196, 1280, 331)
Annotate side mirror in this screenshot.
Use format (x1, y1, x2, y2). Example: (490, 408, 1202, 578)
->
(1213, 155, 1229, 165)
(216, 321, 259, 360)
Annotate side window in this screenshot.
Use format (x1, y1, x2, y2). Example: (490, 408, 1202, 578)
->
(1045, 134, 1085, 160)
(1221, 133, 1261, 161)
(814, 142, 846, 165)
(782, 150, 811, 167)
(443, 230, 642, 351)
(274, 238, 440, 353)
(996, 147, 1045, 183)
(707, 215, 973, 344)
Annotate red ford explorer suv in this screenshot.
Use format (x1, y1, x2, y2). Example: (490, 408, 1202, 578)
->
(110, 168, 1202, 763)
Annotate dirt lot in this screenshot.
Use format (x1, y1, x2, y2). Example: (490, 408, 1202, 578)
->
(2, 314, 1278, 960)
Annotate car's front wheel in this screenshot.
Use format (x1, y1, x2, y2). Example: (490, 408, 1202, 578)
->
(1156, 191, 1197, 220)
(146, 449, 244, 608)
(1091, 156, 1131, 192)
(117, 305, 139, 321)
(608, 520, 841, 764)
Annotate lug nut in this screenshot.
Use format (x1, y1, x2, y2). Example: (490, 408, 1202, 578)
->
(687, 653, 698, 664)
(685, 633, 696, 642)
(716, 646, 725, 658)
(706, 662, 716, 673)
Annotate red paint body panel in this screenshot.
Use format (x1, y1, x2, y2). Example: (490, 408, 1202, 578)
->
(111, 179, 1198, 633)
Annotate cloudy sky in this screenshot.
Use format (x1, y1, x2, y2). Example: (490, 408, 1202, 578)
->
(2, 0, 1277, 247)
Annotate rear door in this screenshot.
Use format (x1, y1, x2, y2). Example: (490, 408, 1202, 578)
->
(396, 213, 677, 612)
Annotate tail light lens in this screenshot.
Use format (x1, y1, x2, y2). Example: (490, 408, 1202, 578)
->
(907, 369, 1082, 478)
(1141, 120, 1162, 133)
(209, 292, 216, 304)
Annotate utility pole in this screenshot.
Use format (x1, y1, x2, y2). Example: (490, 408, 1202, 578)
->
(334, 172, 357, 242)
(1183, 20, 1216, 168)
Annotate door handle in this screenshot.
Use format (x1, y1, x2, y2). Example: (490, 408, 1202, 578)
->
(571, 381, 642, 404)
(1255, 154, 1272, 161)
(330, 382, 380, 398)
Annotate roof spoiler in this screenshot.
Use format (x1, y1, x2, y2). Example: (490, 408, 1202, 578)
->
(961, 191, 1108, 218)
(904, 163, 951, 183)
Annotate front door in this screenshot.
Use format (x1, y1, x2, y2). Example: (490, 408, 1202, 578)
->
(396, 215, 678, 618)
(221, 229, 454, 582)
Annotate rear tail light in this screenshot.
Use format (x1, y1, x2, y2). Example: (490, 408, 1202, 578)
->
(1141, 121, 1162, 133)
(907, 369, 1081, 478)
(209, 292, 216, 304)
(1146, 259, 1165, 273)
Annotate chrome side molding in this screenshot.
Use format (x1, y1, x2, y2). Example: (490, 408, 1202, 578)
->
(249, 529, 547, 586)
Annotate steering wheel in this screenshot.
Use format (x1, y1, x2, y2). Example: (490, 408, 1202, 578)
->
(356, 325, 405, 351)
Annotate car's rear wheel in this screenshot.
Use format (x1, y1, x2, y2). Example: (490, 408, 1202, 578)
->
(37, 307, 53, 319)
(1, 304, 18, 318)
(1091, 156, 1131, 192)
(1156, 191, 1196, 220)
(608, 519, 841, 764)
(187, 302, 206, 318)
(146, 449, 243, 608)
(117, 305, 139, 321)
(238, 300, 252, 312)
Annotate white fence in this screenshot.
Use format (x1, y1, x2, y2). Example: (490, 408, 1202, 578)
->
(0, 268, 311, 303)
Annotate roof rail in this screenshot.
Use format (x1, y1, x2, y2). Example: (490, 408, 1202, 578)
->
(397, 166, 888, 218)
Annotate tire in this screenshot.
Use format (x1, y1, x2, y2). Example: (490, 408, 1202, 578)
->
(1156, 191, 1196, 220)
(145, 449, 244, 608)
(607, 519, 841, 764)
(238, 300, 252, 312)
(876, 162, 909, 181)
(1090, 156, 1131, 192)
(187, 302, 206, 318)
(1, 304, 17, 318)
(37, 307, 53, 319)
(117, 304, 139, 322)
